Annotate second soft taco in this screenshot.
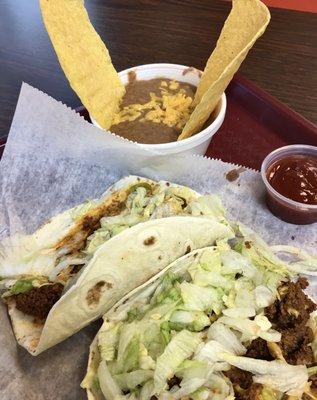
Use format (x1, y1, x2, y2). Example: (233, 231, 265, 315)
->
(82, 227, 317, 399)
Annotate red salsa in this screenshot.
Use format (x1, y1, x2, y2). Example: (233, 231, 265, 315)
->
(267, 155, 317, 205)
(264, 153, 317, 224)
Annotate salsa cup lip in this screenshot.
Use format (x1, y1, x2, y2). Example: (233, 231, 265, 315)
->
(261, 144, 317, 210)
(90, 63, 227, 150)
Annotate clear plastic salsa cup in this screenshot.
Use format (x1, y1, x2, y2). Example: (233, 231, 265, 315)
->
(261, 144, 317, 225)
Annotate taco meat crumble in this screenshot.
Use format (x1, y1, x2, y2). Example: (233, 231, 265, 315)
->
(265, 277, 316, 365)
(245, 337, 274, 361)
(226, 278, 317, 399)
(14, 283, 64, 319)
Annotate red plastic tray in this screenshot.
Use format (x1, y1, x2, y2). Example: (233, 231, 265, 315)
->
(206, 74, 317, 170)
(1, 74, 316, 170)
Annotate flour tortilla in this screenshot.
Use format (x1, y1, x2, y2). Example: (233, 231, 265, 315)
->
(8, 217, 233, 355)
(1, 175, 212, 354)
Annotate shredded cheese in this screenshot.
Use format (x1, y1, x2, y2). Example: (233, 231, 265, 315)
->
(111, 80, 194, 129)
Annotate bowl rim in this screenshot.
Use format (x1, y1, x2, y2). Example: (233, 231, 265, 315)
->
(91, 63, 227, 149)
(261, 144, 317, 210)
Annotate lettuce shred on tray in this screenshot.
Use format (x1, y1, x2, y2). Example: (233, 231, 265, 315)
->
(82, 224, 317, 400)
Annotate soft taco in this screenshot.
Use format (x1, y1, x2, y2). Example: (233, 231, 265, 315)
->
(0, 176, 233, 355)
(82, 226, 317, 400)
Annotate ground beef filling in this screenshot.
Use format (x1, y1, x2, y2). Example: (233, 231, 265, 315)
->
(225, 367, 253, 390)
(167, 375, 181, 390)
(225, 339, 275, 399)
(225, 338, 277, 399)
(310, 374, 317, 389)
(265, 277, 316, 365)
(225, 367, 262, 400)
(226, 278, 316, 398)
(14, 283, 64, 319)
(245, 337, 274, 361)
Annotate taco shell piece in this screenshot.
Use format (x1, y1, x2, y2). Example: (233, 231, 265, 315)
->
(39, 0, 125, 129)
(8, 216, 233, 355)
(179, 0, 270, 139)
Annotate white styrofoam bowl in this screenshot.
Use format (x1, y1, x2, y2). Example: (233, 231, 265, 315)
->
(91, 63, 227, 156)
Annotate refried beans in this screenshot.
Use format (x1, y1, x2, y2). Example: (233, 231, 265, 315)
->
(110, 78, 196, 144)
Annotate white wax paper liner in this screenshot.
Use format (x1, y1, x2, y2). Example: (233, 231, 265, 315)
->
(0, 83, 316, 399)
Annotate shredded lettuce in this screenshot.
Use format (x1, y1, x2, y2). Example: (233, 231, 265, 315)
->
(222, 307, 256, 318)
(98, 360, 122, 399)
(128, 182, 153, 194)
(204, 374, 234, 400)
(221, 353, 308, 397)
(10, 278, 35, 294)
(139, 344, 156, 370)
(255, 285, 275, 308)
(189, 263, 232, 290)
(194, 340, 232, 364)
(144, 301, 179, 322)
(218, 315, 281, 343)
(207, 322, 246, 355)
(85, 229, 110, 255)
(175, 360, 207, 378)
(308, 366, 317, 377)
(140, 322, 166, 361)
(114, 369, 153, 391)
(221, 249, 257, 278)
(150, 272, 182, 306)
(169, 310, 211, 332)
(187, 195, 226, 221)
(198, 247, 222, 271)
(173, 363, 234, 399)
(190, 387, 212, 400)
(115, 323, 140, 374)
(238, 224, 291, 279)
(126, 307, 145, 323)
(139, 379, 154, 400)
(154, 330, 201, 393)
(180, 282, 222, 314)
(172, 377, 207, 399)
(9, 276, 49, 295)
(98, 322, 122, 362)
